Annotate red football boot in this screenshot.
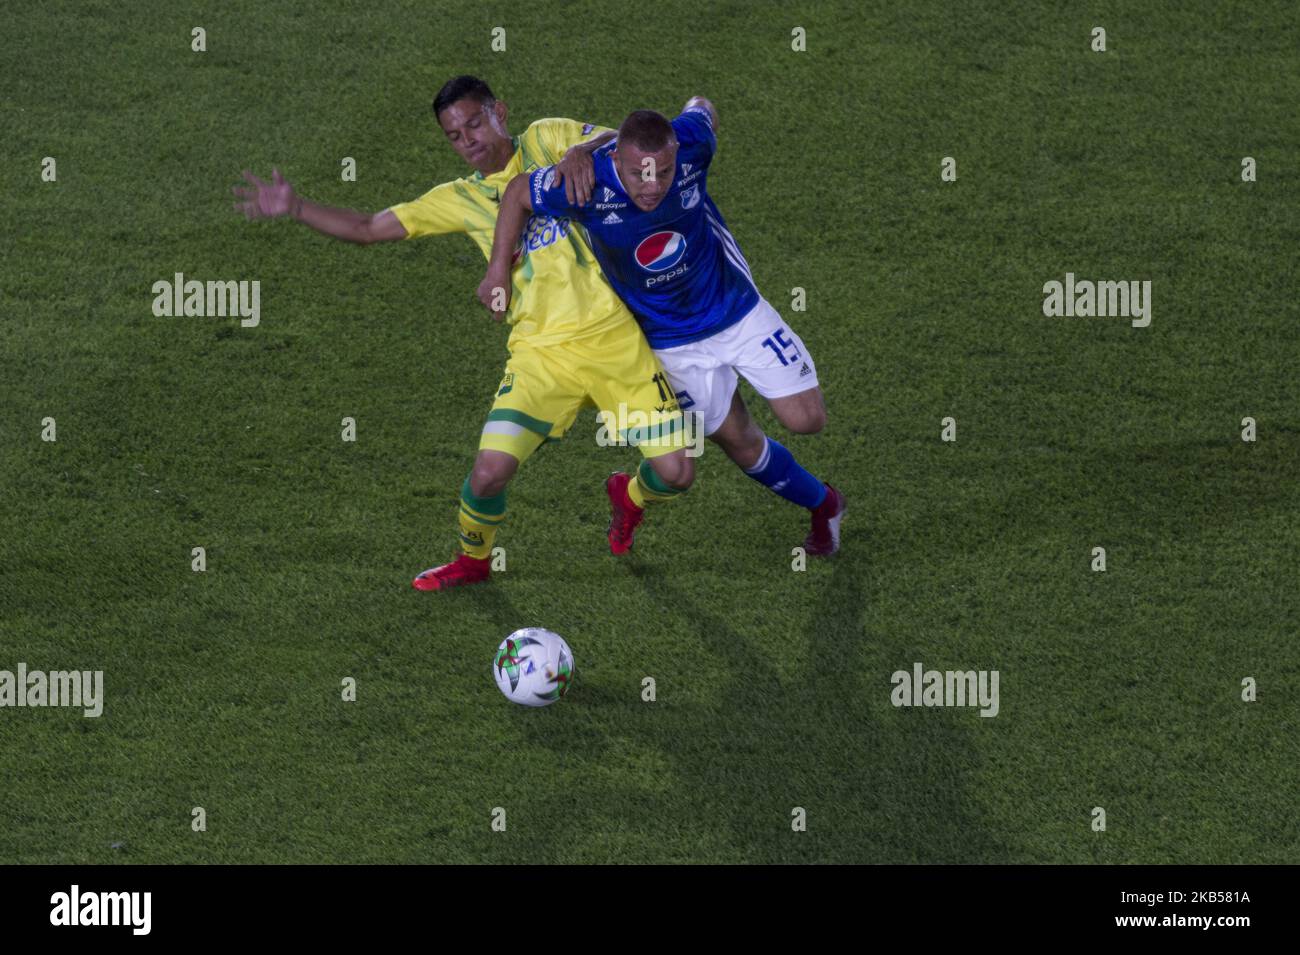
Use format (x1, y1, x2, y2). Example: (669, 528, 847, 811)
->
(412, 553, 491, 591)
(804, 484, 846, 556)
(605, 472, 645, 555)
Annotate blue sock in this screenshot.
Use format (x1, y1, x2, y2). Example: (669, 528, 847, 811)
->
(743, 437, 827, 509)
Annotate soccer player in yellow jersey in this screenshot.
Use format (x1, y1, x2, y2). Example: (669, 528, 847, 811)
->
(234, 75, 693, 590)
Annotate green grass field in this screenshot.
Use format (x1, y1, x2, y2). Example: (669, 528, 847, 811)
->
(2, 0, 1297, 864)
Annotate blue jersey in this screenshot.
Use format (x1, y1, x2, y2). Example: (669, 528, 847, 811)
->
(528, 107, 760, 349)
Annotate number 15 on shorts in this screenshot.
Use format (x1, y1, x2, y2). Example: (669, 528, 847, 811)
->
(761, 328, 801, 366)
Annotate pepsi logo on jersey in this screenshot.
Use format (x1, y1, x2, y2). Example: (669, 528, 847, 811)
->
(634, 231, 687, 272)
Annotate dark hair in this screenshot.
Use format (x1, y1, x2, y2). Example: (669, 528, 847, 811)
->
(433, 75, 496, 117)
(618, 110, 676, 152)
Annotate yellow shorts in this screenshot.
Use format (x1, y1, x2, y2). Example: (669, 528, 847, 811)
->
(479, 317, 686, 464)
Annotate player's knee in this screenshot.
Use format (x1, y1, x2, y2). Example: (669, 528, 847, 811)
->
(775, 392, 827, 435)
(469, 469, 508, 498)
(786, 406, 826, 435)
(469, 456, 516, 498)
(650, 451, 694, 491)
(668, 453, 695, 490)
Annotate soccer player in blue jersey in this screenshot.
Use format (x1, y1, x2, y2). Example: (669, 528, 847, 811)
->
(235, 76, 694, 591)
(480, 97, 846, 556)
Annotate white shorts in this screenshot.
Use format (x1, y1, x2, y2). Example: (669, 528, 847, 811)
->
(653, 297, 820, 435)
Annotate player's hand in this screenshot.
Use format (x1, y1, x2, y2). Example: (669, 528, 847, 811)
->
(555, 146, 596, 206)
(233, 168, 299, 220)
(477, 264, 512, 321)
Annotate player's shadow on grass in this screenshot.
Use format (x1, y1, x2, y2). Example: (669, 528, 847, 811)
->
(453, 580, 529, 634)
(913, 430, 1300, 563)
(518, 552, 1010, 862)
(512, 428, 1294, 861)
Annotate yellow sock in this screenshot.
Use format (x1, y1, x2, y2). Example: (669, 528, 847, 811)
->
(458, 477, 506, 559)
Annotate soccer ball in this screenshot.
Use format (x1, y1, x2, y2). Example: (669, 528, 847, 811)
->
(493, 628, 574, 706)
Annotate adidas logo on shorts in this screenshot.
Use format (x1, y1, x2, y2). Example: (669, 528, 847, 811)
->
(799, 361, 811, 377)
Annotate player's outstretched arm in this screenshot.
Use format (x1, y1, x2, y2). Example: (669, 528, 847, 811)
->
(684, 96, 719, 132)
(477, 173, 534, 321)
(233, 169, 407, 245)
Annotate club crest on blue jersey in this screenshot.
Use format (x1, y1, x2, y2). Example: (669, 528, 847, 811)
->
(635, 231, 687, 272)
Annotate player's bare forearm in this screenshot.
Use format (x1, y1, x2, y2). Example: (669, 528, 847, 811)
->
(477, 174, 533, 319)
(685, 96, 718, 132)
(233, 168, 405, 244)
(294, 200, 406, 245)
(487, 174, 534, 274)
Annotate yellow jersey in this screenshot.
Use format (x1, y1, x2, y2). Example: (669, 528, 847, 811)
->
(389, 118, 630, 349)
